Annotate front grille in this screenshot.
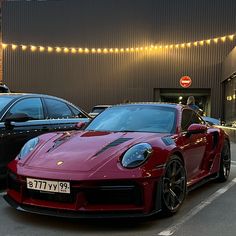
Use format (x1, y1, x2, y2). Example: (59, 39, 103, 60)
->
(25, 189, 75, 203)
(84, 183, 143, 205)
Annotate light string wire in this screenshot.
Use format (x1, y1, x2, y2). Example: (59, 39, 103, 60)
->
(1, 33, 235, 54)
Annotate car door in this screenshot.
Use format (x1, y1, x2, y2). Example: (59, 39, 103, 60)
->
(42, 97, 89, 132)
(0, 97, 52, 170)
(180, 109, 208, 181)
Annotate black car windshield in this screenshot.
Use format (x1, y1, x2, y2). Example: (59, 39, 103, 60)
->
(0, 97, 15, 111)
(85, 105, 176, 133)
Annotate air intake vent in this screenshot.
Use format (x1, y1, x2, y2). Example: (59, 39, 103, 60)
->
(95, 138, 132, 156)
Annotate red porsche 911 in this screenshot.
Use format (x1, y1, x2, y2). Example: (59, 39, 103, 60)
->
(4, 103, 231, 218)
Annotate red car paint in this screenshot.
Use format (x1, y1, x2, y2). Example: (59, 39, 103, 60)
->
(4, 104, 230, 218)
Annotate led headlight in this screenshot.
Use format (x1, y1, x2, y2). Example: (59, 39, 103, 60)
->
(18, 137, 39, 160)
(121, 143, 153, 168)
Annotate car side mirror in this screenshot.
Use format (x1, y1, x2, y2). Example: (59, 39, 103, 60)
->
(186, 124, 207, 136)
(4, 113, 31, 128)
(75, 121, 86, 130)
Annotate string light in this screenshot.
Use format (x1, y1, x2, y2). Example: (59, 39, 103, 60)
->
(12, 44, 17, 50)
(48, 47, 53, 52)
(2, 33, 235, 55)
(2, 43, 7, 49)
(21, 45, 27, 50)
(39, 46, 45, 52)
(30, 46, 37, 52)
(63, 47, 69, 53)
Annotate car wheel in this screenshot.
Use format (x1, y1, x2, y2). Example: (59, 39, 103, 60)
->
(217, 140, 231, 182)
(162, 155, 187, 215)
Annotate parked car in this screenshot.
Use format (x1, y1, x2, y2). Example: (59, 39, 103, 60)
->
(4, 103, 230, 218)
(201, 116, 221, 126)
(0, 82, 10, 93)
(89, 105, 111, 118)
(0, 93, 90, 179)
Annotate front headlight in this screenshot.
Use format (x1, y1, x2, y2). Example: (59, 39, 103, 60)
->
(121, 143, 153, 168)
(18, 137, 39, 160)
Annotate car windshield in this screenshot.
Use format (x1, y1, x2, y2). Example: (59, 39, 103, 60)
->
(0, 97, 15, 111)
(85, 105, 176, 133)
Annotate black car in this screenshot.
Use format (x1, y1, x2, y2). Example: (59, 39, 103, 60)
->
(0, 93, 90, 179)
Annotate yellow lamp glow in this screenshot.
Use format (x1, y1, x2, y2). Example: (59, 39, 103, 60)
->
(199, 41, 204, 46)
(39, 46, 45, 52)
(91, 48, 96, 53)
(206, 39, 211, 45)
(71, 48, 76, 53)
(21, 45, 27, 50)
(63, 48, 69, 53)
(221, 36, 226, 42)
(187, 43, 191, 47)
(229, 34, 234, 40)
(2, 43, 7, 49)
(214, 38, 219, 43)
(78, 48, 83, 53)
(31, 46, 37, 52)
(47, 47, 53, 52)
(84, 48, 89, 53)
(12, 44, 17, 50)
(97, 48, 102, 53)
(103, 48, 108, 53)
(56, 47, 62, 53)
(115, 48, 119, 53)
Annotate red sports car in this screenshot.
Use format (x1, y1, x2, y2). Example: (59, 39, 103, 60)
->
(4, 103, 231, 218)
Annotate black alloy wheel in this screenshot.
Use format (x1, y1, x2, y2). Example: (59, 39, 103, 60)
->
(217, 140, 231, 182)
(162, 156, 187, 215)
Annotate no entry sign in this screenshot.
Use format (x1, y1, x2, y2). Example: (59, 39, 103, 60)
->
(180, 76, 192, 88)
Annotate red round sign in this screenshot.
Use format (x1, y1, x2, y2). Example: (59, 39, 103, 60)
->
(180, 76, 192, 88)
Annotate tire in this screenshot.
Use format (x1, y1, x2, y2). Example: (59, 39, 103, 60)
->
(161, 155, 187, 216)
(217, 140, 231, 182)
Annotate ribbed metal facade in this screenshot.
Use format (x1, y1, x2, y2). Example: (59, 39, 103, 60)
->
(2, 0, 236, 117)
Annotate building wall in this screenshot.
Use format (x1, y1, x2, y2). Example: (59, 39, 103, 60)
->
(2, 0, 236, 117)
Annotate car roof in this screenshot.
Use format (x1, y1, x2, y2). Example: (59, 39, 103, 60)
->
(114, 102, 183, 109)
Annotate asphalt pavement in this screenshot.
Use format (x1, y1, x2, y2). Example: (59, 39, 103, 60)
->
(0, 143, 236, 236)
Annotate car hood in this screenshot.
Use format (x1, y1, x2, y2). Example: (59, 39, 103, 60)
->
(22, 131, 168, 173)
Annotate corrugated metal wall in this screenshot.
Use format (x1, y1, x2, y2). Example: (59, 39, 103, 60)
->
(2, 0, 236, 117)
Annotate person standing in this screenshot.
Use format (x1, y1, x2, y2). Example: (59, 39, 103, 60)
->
(187, 96, 203, 115)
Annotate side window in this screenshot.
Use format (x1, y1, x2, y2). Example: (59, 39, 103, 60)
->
(192, 112, 204, 125)
(69, 105, 87, 118)
(181, 109, 204, 131)
(4, 98, 44, 120)
(44, 98, 74, 119)
(181, 109, 193, 131)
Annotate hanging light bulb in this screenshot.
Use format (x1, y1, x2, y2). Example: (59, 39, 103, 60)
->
(221, 36, 226, 42)
(2, 43, 7, 49)
(78, 48, 83, 53)
(12, 44, 17, 50)
(214, 38, 219, 43)
(31, 46, 37, 52)
(206, 39, 211, 45)
(229, 34, 234, 40)
(56, 47, 62, 53)
(63, 47, 69, 53)
(71, 48, 76, 53)
(47, 47, 53, 52)
(21, 45, 27, 51)
(39, 46, 45, 52)
(84, 48, 89, 53)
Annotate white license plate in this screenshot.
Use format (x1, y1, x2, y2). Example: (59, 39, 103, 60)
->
(26, 178, 70, 194)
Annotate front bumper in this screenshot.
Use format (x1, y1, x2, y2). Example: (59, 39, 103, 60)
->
(3, 194, 161, 219)
(4, 171, 163, 219)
